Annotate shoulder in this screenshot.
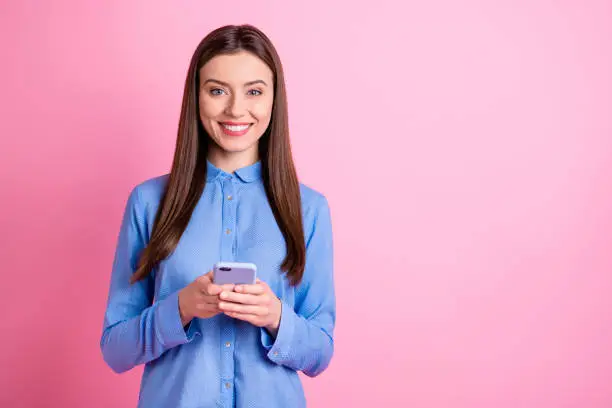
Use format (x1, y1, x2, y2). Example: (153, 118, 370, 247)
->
(299, 182, 330, 214)
(132, 174, 169, 201)
(126, 174, 170, 215)
(299, 183, 332, 241)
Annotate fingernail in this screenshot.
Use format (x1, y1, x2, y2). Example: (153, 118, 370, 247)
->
(220, 292, 227, 299)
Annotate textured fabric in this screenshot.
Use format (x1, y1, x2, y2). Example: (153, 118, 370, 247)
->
(100, 160, 335, 408)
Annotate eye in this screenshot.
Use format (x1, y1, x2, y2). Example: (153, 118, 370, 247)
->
(210, 88, 226, 96)
(247, 89, 262, 96)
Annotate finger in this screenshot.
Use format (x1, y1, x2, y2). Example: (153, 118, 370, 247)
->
(196, 301, 219, 311)
(219, 291, 264, 305)
(224, 311, 261, 326)
(255, 278, 270, 288)
(234, 283, 266, 295)
(202, 283, 221, 296)
(218, 302, 268, 316)
(200, 293, 221, 304)
(207, 282, 235, 295)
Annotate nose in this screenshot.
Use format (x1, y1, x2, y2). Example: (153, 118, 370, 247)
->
(224, 94, 246, 118)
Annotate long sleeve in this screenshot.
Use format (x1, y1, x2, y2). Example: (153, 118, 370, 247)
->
(100, 187, 200, 374)
(261, 194, 336, 377)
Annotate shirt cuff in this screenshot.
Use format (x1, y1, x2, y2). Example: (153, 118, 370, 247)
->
(154, 290, 200, 347)
(260, 301, 296, 364)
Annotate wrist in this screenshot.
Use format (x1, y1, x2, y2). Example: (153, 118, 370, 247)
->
(265, 301, 282, 336)
(179, 309, 192, 326)
(178, 294, 192, 327)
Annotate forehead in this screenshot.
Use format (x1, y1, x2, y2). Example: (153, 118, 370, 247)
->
(199, 51, 273, 84)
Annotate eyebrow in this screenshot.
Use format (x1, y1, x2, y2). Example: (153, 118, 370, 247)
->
(202, 78, 268, 87)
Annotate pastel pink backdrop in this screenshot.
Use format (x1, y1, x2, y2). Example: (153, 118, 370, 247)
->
(1, 1, 611, 407)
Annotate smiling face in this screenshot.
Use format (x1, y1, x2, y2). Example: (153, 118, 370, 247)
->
(198, 51, 275, 169)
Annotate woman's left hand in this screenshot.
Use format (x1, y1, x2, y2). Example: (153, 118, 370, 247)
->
(218, 279, 282, 336)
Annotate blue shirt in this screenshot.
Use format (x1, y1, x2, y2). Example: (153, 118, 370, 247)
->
(100, 160, 335, 408)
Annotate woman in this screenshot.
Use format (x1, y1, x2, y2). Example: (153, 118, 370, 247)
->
(100, 24, 335, 408)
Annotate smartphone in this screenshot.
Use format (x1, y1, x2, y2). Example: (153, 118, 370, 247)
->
(213, 261, 257, 285)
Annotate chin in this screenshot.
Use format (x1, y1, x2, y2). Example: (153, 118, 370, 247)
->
(215, 138, 259, 154)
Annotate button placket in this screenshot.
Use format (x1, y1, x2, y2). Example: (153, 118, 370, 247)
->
(220, 177, 237, 261)
(219, 176, 237, 405)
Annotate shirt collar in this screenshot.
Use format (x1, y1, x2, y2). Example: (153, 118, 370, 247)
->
(206, 160, 262, 183)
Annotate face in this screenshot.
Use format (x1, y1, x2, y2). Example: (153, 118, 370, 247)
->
(198, 51, 274, 165)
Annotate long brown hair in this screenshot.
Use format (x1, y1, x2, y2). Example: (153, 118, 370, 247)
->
(130, 24, 306, 286)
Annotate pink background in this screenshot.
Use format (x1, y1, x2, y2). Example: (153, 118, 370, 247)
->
(1, 1, 611, 407)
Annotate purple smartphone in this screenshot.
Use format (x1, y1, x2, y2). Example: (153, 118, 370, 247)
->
(213, 262, 257, 285)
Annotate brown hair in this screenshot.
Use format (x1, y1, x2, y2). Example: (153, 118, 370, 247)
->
(129, 24, 305, 286)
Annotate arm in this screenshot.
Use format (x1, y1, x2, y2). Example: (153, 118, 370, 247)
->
(261, 195, 336, 377)
(100, 187, 200, 374)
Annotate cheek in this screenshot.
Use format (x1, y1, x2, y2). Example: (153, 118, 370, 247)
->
(199, 97, 223, 121)
(199, 98, 224, 136)
(251, 98, 274, 126)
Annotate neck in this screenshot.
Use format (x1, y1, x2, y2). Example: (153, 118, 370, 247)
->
(207, 145, 259, 174)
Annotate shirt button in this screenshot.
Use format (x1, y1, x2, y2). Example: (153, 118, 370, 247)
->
(227, 195, 233, 200)
(273, 351, 278, 356)
(225, 342, 231, 348)
(225, 382, 231, 389)
(225, 229, 231, 235)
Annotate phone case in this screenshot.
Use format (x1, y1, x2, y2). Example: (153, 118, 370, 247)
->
(213, 261, 257, 285)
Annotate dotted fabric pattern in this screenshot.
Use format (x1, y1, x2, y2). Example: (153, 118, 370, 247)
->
(100, 160, 335, 408)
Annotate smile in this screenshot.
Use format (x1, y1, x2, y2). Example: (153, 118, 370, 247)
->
(219, 122, 253, 136)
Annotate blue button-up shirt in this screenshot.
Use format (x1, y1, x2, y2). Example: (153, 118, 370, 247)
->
(100, 160, 335, 408)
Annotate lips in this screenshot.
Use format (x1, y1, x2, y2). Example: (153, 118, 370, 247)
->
(219, 121, 253, 136)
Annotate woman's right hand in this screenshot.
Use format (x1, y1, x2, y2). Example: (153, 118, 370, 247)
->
(178, 271, 234, 326)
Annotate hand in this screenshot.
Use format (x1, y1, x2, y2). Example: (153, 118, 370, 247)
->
(218, 279, 282, 336)
(178, 271, 235, 326)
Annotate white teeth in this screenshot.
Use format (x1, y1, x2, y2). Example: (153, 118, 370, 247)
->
(222, 124, 250, 131)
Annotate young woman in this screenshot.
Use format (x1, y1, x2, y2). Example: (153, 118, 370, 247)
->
(100, 24, 335, 408)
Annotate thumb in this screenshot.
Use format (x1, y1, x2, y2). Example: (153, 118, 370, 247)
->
(196, 271, 212, 285)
